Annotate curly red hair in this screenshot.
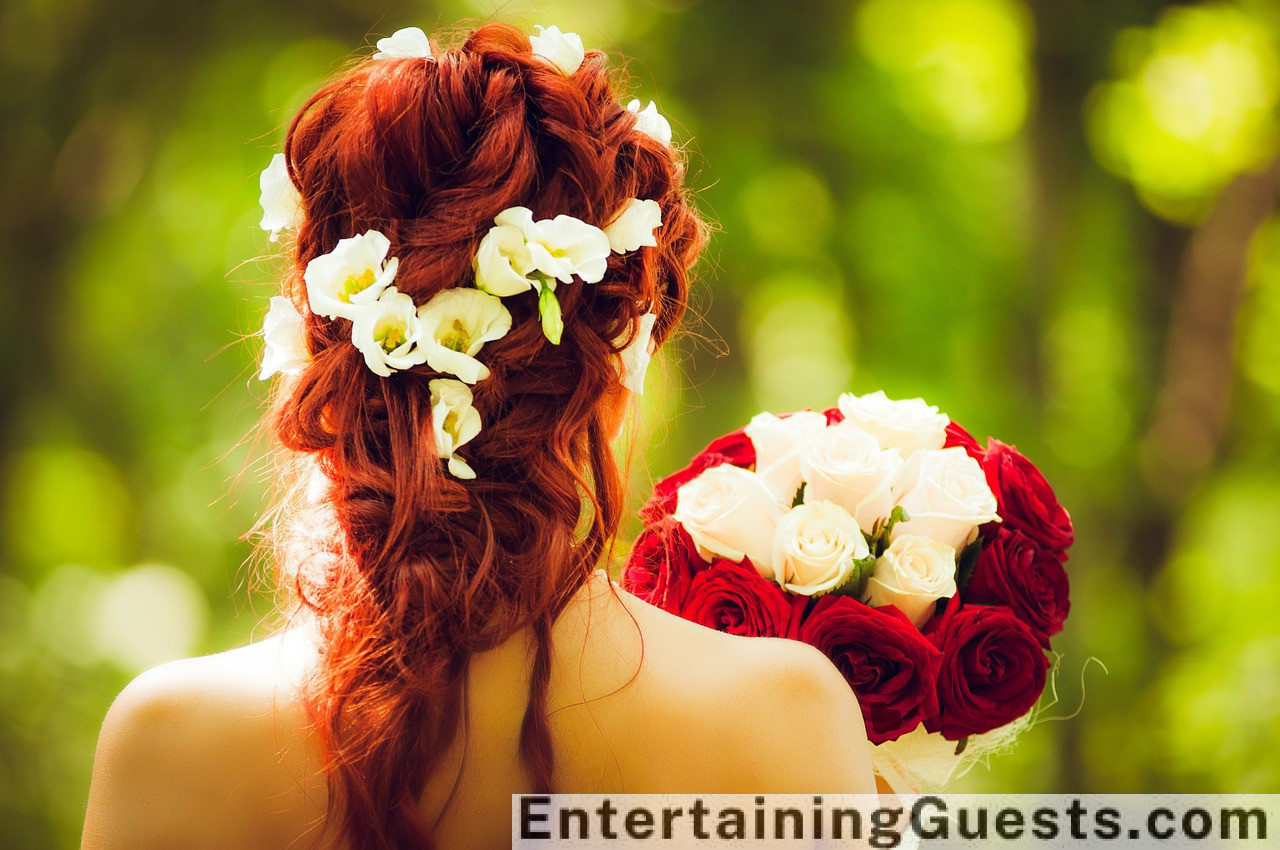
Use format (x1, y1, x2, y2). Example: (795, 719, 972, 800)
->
(263, 22, 706, 850)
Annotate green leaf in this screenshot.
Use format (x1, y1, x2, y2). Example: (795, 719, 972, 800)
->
(538, 285, 563, 345)
(954, 736, 969, 756)
(866, 505, 910, 557)
(829, 553, 878, 598)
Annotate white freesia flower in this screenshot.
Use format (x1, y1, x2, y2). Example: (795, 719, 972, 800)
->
(305, 230, 400, 321)
(258, 153, 302, 241)
(529, 25, 585, 75)
(626, 99, 673, 145)
(745, 410, 828, 503)
(496, 206, 610, 286)
(258, 296, 310, 380)
(374, 27, 433, 59)
(350, 287, 428, 377)
(473, 221, 536, 296)
(892, 447, 1000, 552)
(863, 534, 957, 627)
(616, 312, 657, 394)
(416, 288, 512, 384)
(772, 500, 870, 597)
(837, 390, 950, 456)
(429, 378, 483, 479)
(800, 422, 904, 534)
(673, 463, 787, 578)
(604, 198, 662, 253)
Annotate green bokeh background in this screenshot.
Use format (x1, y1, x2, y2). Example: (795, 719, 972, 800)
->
(3, 0, 1279, 845)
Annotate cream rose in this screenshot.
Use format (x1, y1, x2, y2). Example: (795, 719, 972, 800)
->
(892, 447, 1000, 551)
(800, 422, 904, 534)
(863, 533, 958, 627)
(744, 410, 827, 503)
(673, 464, 786, 578)
(837, 390, 949, 456)
(772, 500, 870, 596)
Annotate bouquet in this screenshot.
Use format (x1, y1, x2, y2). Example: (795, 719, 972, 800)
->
(623, 391, 1074, 790)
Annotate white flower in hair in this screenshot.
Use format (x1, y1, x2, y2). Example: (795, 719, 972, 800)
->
(604, 198, 662, 253)
(258, 296, 310, 379)
(626, 99, 673, 145)
(374, 27, 433, 60)
(417, 288, 512, 384)
(616, 311, 657, 395)
(529, 25, 585, 75)
(473, 221, 537, 297)
(258, 153, 302, 241)
(430, 378, 483, 479)
(305, 230, 400, 321)
(496, 206, 610, 287)
(350, 287, 428, 377)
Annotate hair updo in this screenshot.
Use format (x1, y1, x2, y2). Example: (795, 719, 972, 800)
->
(262, 22, 706, 850)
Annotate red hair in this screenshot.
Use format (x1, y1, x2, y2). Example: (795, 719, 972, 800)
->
(264, 23, 706, 849)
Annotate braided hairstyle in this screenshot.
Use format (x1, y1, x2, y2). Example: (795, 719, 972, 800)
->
(263, 22, 706, 850)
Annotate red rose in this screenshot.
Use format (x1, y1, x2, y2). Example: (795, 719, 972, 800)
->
(926, 604, 1049, 739)
(679, 558, 798, 638)
(981, 439, 1074, 556)
(965, 529, 1070, 648)
(621, 516, 704, 612)
(799, 596, 942, 744)
(702, 426, 755, 466)
(944, 421, 985, 459)
(823, 406, 844, 426)
(638, 429, 754, 524)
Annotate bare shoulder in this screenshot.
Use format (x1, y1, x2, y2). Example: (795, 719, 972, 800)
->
(620, 594, 877, 793)
(81, 631, 326, 850)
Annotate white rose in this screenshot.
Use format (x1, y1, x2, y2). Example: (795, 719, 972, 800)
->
(258, 153, 302, 241)
(304, 230, 400, 321)
(258, 296, 310, 379)
(603, 198, 662, 253)
(772, 500, 870, 597)
(744, 410, 827, 503)
(892, 447, 1000, 552)
(473, 221, 535, 297)
(799, 422, 904, 534)
(529, 25, 585, 75)
(673, 464, 786, 578)
(429, 378, 482, 479)
(373, 27, 433, 60)
(626, 99, 673, 145)
(837, 390, 949, 456)
(349, 287, 428, 377)
(863, 534, 957, 627)
(416, 287, 512, 384)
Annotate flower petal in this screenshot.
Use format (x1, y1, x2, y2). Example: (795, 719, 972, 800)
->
(604, 198, 662, 253)
(529, 25, 585, 75)
(259, 296, 310, 379)
(258, 153, 303, 241)
(616, 311, 657, 394)
(626, 99, 673, 145)
(374, 27, 433, 60)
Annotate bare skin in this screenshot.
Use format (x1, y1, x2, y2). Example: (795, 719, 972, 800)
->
(81, 570, 877, 849)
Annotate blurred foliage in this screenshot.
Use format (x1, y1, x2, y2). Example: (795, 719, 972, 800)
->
(1, 0, 1279, 846)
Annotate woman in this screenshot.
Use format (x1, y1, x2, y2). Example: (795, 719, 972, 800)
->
(81, 23, 876, 850)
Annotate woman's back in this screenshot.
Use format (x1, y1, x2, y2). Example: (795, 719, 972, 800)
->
(82, 571, 874, 849)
